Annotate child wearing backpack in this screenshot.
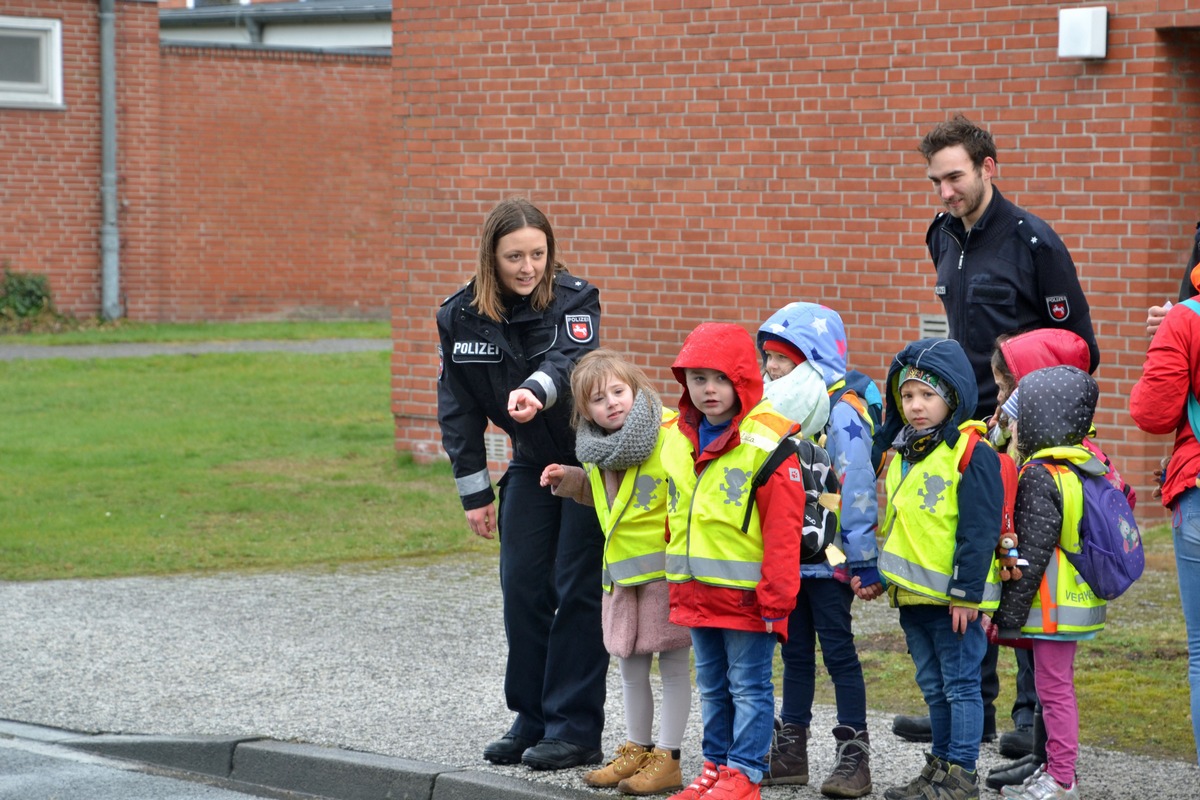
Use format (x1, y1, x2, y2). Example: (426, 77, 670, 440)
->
(878, 337, 1003, 800)
(540, 349, 692, 795)
(985, 328, 1136, 791)
(756, 302, 881, 798)
(993, 365, 1113, 800)
(660, 322, 822, 800)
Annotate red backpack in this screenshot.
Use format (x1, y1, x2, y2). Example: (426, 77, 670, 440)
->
(958, 428, 1021, 580)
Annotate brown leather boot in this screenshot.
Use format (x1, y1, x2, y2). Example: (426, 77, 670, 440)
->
(820, 726, 871, 798)
(584, 741, 650, 788)
(617, 746, 683, 795)
(761, 722, 808, 786)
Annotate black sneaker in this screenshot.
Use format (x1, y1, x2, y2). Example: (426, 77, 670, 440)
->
(522, 738, 604, 771)
(483, 733, 536, 765)
(891, 714, 932, 743)
(998, 725, 1034, 758)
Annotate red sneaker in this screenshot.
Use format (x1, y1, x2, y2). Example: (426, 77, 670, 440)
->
(668, 761, 721, 800)
(705, 765, 762, 800)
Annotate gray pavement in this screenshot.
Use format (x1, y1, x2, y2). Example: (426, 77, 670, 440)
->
(1, 556, 1198, 800)
(1, 339, 1198, 798)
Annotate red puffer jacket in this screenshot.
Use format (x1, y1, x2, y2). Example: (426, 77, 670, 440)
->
(1131, 303, 1200, 508)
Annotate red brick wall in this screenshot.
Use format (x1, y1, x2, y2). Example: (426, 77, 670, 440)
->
(0, 0, 105, 311)
(152, 44, 393, 320)
(391, 0, 1200, 526)
(1, 0, 393, 323)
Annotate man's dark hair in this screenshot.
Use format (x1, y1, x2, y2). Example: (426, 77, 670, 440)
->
(918, 114, 997, 169)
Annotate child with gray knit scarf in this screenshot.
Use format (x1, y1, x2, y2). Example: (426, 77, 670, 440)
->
(540, 348, 692, 796)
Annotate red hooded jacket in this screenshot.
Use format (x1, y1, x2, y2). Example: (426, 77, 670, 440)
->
(666, 322, 807, 642)
(999, 328, 1091, 382)
(1001, 328, 1135, 507)
(1132, 303, 1200, 508)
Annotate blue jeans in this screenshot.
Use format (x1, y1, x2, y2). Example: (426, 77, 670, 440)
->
(1173, 486, 1200, 765)
(899, 605, 988, 771)
(779, 578, 867, 730)
(690, 626, 777, 784)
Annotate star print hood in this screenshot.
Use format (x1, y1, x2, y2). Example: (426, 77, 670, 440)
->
(672, 322, 763, 435)
(1016, 365, 1098, 457)
(757, 302, 848, 386)
(881, 337, 979, 446)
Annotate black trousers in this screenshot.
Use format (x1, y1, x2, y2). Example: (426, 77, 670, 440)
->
(497, 464, 608, 748)
(981, 642, 1039, 729)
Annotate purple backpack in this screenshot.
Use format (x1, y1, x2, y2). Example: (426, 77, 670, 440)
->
(1025, 459, 1144, 601)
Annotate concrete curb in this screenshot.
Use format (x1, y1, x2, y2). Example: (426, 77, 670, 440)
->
(0, 720, 596, 800)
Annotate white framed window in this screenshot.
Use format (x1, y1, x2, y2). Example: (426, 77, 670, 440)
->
(0, 15, 63, 110)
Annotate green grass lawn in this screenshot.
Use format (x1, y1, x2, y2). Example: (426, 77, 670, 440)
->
(0, 319, 389, 346)
(0, 324, 479, 579)
(0, 321, 1194, 762)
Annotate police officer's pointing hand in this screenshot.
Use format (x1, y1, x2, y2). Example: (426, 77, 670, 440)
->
(507, 388, 543, 424)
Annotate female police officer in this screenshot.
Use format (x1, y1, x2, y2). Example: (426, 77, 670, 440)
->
(436, 198, 607, 771)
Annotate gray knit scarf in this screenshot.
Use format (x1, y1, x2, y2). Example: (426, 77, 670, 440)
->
(574, 389, 663, 471)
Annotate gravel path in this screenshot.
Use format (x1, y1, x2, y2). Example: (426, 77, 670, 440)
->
(2, 555, 1197, 798)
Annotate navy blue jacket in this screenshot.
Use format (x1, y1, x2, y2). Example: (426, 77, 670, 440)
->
(927, 187, 1099, 417)
(881, 337, 1003, 606)
(436, 271, 600, 510)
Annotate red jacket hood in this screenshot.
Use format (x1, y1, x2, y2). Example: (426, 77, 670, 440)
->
(671, 322, 763, 430)
(1000, 328, 1091, 383)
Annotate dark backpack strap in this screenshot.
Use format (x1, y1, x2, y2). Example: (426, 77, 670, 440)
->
(741, 436, 800, 533)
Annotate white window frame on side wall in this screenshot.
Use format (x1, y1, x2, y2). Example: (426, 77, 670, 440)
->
(0, 15, 64, 110)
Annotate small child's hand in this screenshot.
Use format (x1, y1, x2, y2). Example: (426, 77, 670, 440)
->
(849, 575, 883, 600)
(540, 464, 565, 488)
(949, 604, 979, 634)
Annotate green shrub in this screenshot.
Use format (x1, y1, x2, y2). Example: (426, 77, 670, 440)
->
(1, 264, 54, 318)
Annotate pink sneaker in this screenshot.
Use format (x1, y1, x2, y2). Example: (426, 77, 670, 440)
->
(705, 765, 762, 800)
(668, 761, 721, 800)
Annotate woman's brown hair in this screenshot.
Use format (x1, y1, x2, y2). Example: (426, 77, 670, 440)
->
(472, 197, 562, 322)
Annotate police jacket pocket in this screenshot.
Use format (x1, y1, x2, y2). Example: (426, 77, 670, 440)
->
(966, 282, 1016, 353)
(523, 323, 559, 361)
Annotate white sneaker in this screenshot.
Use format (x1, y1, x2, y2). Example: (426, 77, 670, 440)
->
(1000, 766, 1044, 799)
(1000, 770, 1079, 800)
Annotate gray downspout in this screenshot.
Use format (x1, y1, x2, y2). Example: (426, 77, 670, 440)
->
(99, 0, 122, 320)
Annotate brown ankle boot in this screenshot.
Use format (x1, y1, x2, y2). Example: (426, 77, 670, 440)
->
(617, 746, 683, 795)
(820, 725, 871, 798)
(584, 741, 650, 788)
(762, 721, 809, 786)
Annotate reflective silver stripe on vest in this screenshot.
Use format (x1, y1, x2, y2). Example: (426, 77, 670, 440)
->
(607, 552, 666, 583)
(879, 551, 1002, 605)
(665, 552, 690, 579)
(1024, 556, 1106, 630)
(528, 370, 557, 409)
(1025, 603, 1106, 629)
(664, 554, 761, 585)
(455, 468, 492, 496)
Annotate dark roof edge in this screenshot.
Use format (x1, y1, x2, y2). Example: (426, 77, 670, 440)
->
(160, 1, 391, 29)
(161, 39, 391, 58)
